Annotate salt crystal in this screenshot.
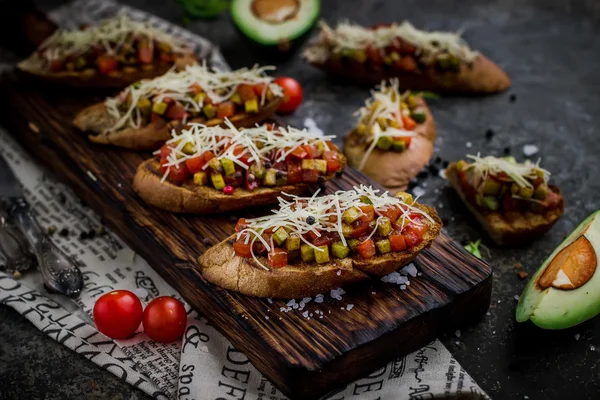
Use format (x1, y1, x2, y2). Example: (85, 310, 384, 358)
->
(591, 346, 595, 351)
(492, 331, 496, 334)
(310, 313, 313, 317)
(346, 304, 354, 311)
(465, 142, 472, 148)
(303, 117, 324, 136)
(455, 330, 461, 338)
(524, 396, 529, 399)
(514, 295, 520, 301)
(330, 288, 346, 300)
(438, 169, 447, 179)
(200, 345, 209, 353)
(522, 144, 539, 156)
(302, 311, 309, 318)
(336, 270, 341, 276)
(371, 292, 376, 295)
(575, 334, 581, 341)
(267, 298, 273, 304)
(497, 300, 501, 303)
(287, 299, 297, 307)
(319, 316, 323, 319)
(438, 203, 444, 209)
(486, 312, 491, 316)
(412, 186, 426, 197)
(400, 285, 407, 290)
(265, 316, 269, 320)
(314, 294, 324, 303)
(381, 272, 409, 285)
(302, 297, 312, 304)
(455, 341, 460, 345)
(401, 263, 418, 277)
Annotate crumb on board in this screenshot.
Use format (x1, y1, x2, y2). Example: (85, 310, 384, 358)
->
(517, 271, 529, 279)
(28, 121, 40, 134)
(514, 263, 523, 269)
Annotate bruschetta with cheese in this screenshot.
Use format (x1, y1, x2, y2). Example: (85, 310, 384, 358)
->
(446, 155, 564, 245)
(344, 79, 436, 193)
(303, 21, 510, 94)
(133, 120, 346, 213)
(73, 63, 284, 150)
(18, 13, 196, 88)
(199, 185, 442, 298)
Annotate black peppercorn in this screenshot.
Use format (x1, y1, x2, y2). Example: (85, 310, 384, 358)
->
(276, 171, 284, 179)
(503, 147, 511, 155)
(79, 231, 88, 240)
(336, 171, 343, 177)
(264, 161, 272, 169)
(509, 94, 517, 103)
(306, 216, 316, 225)
(428, 164, 439, 175)
(203, 238, 211, 245)
(434, 156, 441, 164)
(234, 171, 243, 180)
(59, 228, 69, 237)
(417, 170, 428, 180)
(228, 239, 235, 245)
(317, 176, 325, 184)
(442, 160, 449, 168)
(87, 230, 96, 239)
(485, 129, 494, 140)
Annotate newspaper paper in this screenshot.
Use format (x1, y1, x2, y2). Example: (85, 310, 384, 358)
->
(0, 1, 490, 399)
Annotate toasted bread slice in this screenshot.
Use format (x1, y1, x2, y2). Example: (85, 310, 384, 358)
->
(344, 99, 436, 194)
(17, 53, 196, 89)
(198, 203, 441, 298)
(446, 163, 565, 245)
(305, 47, 510, 94)
(133, 145, 347, 214)
(73, 97, 282, 151)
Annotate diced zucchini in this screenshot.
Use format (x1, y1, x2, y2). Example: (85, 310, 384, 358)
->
(376, 136, 393, 151)
(193, 92, 205, 105)
(203, 104, 215, 119)
(263, 169, 277, 186)
(208, 157, 222, 172)
(360, 195, 372, 205)
(410, 111, 426, 123)
(482, 179, 502, 196)
(301, 159, 315, 170)
(375, 239, 392, 254)
(519, 186, 534, 198)
(221, 158, 236, 176)
(342, 223, 353, 238)
(389, 119, 400, 128)
(193, 172, 208, 186)
(314, 245, 330, 264)
(352, 50, 367, 63)
(534, 184, 548, 200)
(314, 159, 327, 174)
(483, 196, 500, 211)
(250, 163, 265, 179)
(390, 51, 401, 62)
(534, 168, 545, 178)
(245, 99, 259, 113)
(383, 55, 393, 65)
(342, 207, 361, 224)
(230, 92, 242, 104)
(455, 160, 467, 171)
(273, 227, 289, 246)
(377, 217, 392, 237)
(210, 173, 225, 190)
(152, 101, 167, 115)
(285, 234, 301, 251)
(182, 142, 195, 155)
(137, 97, 152, 115)
(347, 239, 360, 252)
(406, 94, 419, 110)
(355, 123, 367, 135)
(392, 140, 407, 152)
(331, 242, 350, 259)
(377, 117, 388, 130)
(276, 175, 288, 186)
(511, 183, 520, 194)
(395, 192, 413, 205)
(301, 244, 315, 262)
(316, 141, 325, 155)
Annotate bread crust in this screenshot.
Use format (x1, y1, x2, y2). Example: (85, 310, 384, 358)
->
(305, 47, 511, 94)
(343, 98, 436, 194)
(198, 204, 441, 298)
(17, 53, 196, 89)
(446, 163, 565, 245)
(73, 97, 283, 151)
(132, 143, 347, 214)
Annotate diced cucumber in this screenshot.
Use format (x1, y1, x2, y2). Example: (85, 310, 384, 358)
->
(483, 196, 500, 211)
(152, 102, 167, 115)
(377, 217, 392, 237)
(375, 239, 392, 254)
(410, 111, 426, 123)
(208, 157, 222, 172)
(211, 173, 225, 190)
(519, 186, 534, 198)
(301, 244, 315, 262)
(392, 140, 406, 152)
(263, 169, 277, 186)
(245, 99, 258, 113)
(314, 160, 327, 174)
(301, 159, 315, 170)
(314, 245, 330, 264)
(221, 158, 236, 176)
(331, 242, 350, 259)
(230, 92, 241, 104)
(203, 104, 215, 119)
(182, 142, 195, 155)
(395, 192, 413, 205)
(285, 234, 301, 251)
(347, 239, 360, 252)
(482, 179, 502, 196)
(377, 136, 393, 151)
(534, 184, 548, 200)
(273, 227, 289, 246)
(360, 195, 372, 205)
(193, 172, 207, 186)
(342, 223, 354, 238)
(342, 207, 361, 224)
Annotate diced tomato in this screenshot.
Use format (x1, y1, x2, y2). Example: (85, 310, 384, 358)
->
(160, 156, 169, 175)
(188, 83, 202, 95)
(356, 239, 376, 259)
(237, 84, 256, 102)
(49, 59, 64, 72)
(389, 234, 407, 252)
(203, 151, 216, 163)
(358, 205, 375, 222)
(379, 205, 401, 222)
(289, 146, 309, 160)
(533, 176, 545, 187)
(303, 144, 321, 159)
(216, 101, 236, 119)
(268, 247, 288, 268)
(232, 145, 252, 165)
(287, 163, 303, 184)
(264, 123, 276, 131)
(302, 169, 321, 183)
(401, 115, 417, 130)
(233, 241, 252, 258)
(403, 231, 422, 248)
(165, 103, 188, 120)
(352, 221, 372, 239)
(166, 163, 190, 184)
(408, 222, 429, 237)
(138, 45, 153, 63)
(322, 151, 341, 173)
(304, 230, 319, 242)
(159, 52, 174, 63)
(97, 55, 118, 75)
(252, 83, 266, 96)
(312, 234, 332, 247)
(366, 45, 382, 64)
(545, 190, 561, 209)
(159, 145, 172, 159)
(185, 155, 205, 174)
(397, 136, 412, 147)
(395, 56, 417, 72)
(235, 218, 248, 233)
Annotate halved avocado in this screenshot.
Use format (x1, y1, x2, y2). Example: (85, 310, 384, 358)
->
(231, 0, 320, 48)
(516, 210, 600, 329)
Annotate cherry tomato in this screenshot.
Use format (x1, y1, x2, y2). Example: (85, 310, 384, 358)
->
(142, 296, 187, 343)
(274, 77, 303, 114)
(93, 290, 143, 340)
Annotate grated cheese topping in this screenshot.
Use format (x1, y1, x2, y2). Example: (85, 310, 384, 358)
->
(236, 185, 434, 270)
(312, 20, 479, 64)
(38, 13, 188, 63)
(104, 62, 283, 132)
(159, 119, 335, 182)
(465, 154, 550, 192)
(354, 79, 417, 170)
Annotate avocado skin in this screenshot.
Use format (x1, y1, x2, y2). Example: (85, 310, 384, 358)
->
(230, 0, 320, 49)
(516, 210, 600, 329)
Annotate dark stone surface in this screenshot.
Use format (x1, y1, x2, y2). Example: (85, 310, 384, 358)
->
(1, 0, 600, 399)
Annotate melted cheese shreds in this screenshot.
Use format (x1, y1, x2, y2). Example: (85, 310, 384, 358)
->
(465, 154, 550, 190)
(237, 185, 434, 270)
(159, 119, 335, 181)
(104, 63, 283, 132)
(317, 20, 479, 63)
(38, 13, 188, 62)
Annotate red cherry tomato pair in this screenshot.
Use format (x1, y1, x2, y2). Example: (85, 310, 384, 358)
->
(274, 77, 303, 114)
(93, 290, 187, 343)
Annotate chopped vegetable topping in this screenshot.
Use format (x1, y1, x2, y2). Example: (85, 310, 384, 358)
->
(465, 239, 482, 259)
(353, 79, 424, 169)
(105, 63, 284, 132)
(233, 185, 434, 270)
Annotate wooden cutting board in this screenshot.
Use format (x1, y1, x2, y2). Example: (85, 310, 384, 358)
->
(0, 73, 492, 400)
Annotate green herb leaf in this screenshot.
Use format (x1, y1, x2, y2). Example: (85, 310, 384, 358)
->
(465, 239, 482, 259)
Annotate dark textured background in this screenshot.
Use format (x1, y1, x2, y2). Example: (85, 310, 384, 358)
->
(1, 0, 600, 399)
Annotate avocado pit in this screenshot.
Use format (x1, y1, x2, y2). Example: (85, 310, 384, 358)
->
(251, 0, 300, 24)
(537, 235, 597, 290)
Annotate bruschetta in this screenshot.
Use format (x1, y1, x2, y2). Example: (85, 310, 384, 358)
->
(199, 185, 442, 298)
(18, 13, 196, 88)
(303, 21, 511, 94)
(344, 79, 436, 193)
(73, 63, 284, 150)
(446, 155, 564, 245)
(133, 120, 346, 214)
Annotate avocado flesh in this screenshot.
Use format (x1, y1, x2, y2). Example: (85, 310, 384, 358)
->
(516, 210, 600, 329)
(231, 0, 320, 46)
